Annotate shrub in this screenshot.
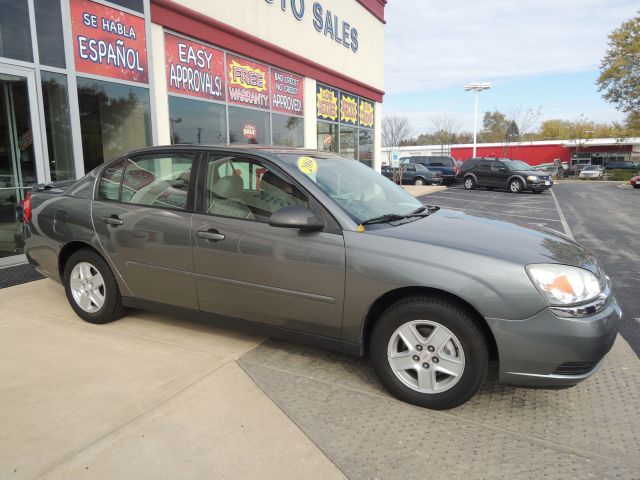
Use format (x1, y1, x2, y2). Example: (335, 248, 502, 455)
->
(607, 169, 639, 181)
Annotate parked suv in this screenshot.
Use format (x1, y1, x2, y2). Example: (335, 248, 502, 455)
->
(401, 156, 458, 183)
(381, 163, 443, 185)
(462, 158, 553, 193)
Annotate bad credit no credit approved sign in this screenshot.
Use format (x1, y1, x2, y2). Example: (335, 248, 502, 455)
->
(70, 0, 148, 83)
(165, 33, 225, 101)
(270, 69, 304, 116)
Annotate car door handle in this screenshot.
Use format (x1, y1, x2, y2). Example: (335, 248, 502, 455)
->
(197, 229, 225, 242)
(103, 215, 124, 226)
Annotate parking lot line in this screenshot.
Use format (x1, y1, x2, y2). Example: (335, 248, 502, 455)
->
(437, 189, 555, 202)
(425, 195, 559, 211)
(439, 205, 564, 224)
(550, 189, 575, 240)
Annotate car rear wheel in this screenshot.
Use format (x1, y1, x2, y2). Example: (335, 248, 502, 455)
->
(414, 177, 425, 186)
(463, 177, 475, 190)
(64, 249, 124, 324)
(509, 179, 523, 193)
(370, 296, 489, 410)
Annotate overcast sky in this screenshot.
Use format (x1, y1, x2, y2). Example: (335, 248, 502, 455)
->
(383, 0, 639, 135)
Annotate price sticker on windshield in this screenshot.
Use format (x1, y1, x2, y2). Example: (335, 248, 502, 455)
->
(297, 156, 318, 176)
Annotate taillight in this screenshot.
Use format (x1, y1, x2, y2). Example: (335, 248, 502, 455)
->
(22, 192, 32, 224)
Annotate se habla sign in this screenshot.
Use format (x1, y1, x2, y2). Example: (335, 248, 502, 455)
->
(70, 0, 148, 83)
(165, 33, 225, 101)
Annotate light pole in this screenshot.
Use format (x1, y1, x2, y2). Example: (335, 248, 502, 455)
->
(464, 82, 491, 157)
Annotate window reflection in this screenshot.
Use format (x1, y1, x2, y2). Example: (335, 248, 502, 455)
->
(228, 107, 270, 145)
(77, 78, 151, 172)
(34, 0, 66, 68)
(42, 72, 75, 180)
(168, 96, 226, 144)
(272, 114, 303, 147)
(0, 0, 33, 62)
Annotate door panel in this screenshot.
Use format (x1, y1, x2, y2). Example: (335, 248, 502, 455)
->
(91, 153, 198, 308)
(92, 201, 197, 308)
(192, 153, 346, 338)
(192, 214, 345, 337)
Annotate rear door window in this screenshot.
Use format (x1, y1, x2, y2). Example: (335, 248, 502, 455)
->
(98, 159, 126, 201)
(477, 160, 491, 170)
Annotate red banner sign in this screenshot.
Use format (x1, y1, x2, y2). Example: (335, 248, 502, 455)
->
(226, 55, 270, 109)
(70, 0, 148, 83)
(165, 33, 225, 101)
(270, 69, 303, 116)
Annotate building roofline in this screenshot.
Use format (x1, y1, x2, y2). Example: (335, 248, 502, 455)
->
(383, 137, 640, 151)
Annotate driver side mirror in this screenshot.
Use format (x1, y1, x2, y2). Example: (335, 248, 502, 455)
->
(269, 206, 325, 231)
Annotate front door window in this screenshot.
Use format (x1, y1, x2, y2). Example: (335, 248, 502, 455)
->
(0, 72, 37, 257)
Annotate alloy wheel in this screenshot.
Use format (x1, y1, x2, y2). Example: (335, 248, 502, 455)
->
(69, 262, 106, 313)
(387, 320, 465, 394)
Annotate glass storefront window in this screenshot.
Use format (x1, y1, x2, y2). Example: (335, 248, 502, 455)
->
(0, 0, 33, 62)
(107, 0, 144, 13)
(228, 106, 270, 145)
(339, 125, 357, 159)
(272, 114, 303, 147)
(358, 128, 373, 167)
(41, 72, 75, 181)
(317, 121, 338, 153)
(77, 78, 151, 173)
(168, 96, 226, 144)
(34, 0, 66, 68)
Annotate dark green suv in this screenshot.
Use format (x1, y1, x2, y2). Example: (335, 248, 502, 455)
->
(461, 158, 553, 193)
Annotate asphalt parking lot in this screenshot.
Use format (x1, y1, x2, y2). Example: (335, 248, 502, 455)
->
(1, 182, 639, 479)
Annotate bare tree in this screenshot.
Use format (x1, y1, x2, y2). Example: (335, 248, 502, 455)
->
(431, 114, 461, 156)
(382, 116, 411, 184)
(382, 116, 412, 154)
(500, 106, 542, 156)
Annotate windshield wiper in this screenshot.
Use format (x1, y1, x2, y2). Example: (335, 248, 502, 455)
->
(360, 206, 439, 226)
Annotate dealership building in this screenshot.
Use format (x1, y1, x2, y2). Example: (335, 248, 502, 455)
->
(0, 0, 386, 260)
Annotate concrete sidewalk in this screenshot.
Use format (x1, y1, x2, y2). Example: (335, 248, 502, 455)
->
(0, 280, 345, 480)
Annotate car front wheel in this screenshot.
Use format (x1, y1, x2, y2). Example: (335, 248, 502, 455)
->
(463, 177, 475, 190)
(414, 177, 425, 186)
(370, 296, 489, 410)
(509, 179, 523, 193)
(64, 249, 124, 324)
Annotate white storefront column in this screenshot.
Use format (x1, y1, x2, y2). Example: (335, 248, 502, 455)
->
(303, 77, 318, 150)
(150, 23, 171, 145)
(374, 101, 382, 171)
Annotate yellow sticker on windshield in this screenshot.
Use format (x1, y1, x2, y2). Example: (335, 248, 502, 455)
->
(297, 156, 318, 176)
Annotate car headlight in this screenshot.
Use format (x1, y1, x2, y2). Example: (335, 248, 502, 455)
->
(526, 175, 538, 181)
(526, 264, 601, 306)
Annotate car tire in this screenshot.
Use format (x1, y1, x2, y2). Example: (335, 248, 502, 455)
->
(463, 176, 475, 190)
(63, 249, 124, 324)
(532, 189, 543, 194)
(414, 178, 425, 186)
(509, 179, 523, 193)
(486, 187, 494, 191)
(370, 296, 489, 410)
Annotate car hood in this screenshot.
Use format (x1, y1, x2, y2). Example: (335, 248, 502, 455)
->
(369, 208, 601, 275)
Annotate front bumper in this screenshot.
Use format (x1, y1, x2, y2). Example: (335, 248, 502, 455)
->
(487, 297, 621, 387)
(526, 180, 553, 190)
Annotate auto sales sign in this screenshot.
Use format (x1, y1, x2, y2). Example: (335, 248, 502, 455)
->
(70, 0, 148, 83)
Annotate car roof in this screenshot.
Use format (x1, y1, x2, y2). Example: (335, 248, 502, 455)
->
(123, 144, 341, 160)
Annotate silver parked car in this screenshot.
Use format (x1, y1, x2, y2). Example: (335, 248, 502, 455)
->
(23, 146, 621, 409)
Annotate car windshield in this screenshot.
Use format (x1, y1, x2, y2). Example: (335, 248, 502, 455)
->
(583, 165, 598, 171)
(279, 153, 423, 224)
(507, 160, 532, 171)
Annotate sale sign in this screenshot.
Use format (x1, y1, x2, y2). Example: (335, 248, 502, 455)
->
(340, 94, 358, 125)
(359, 98, 374, 128)
(70, 0, 148, 83)
(226, 55, 270, 109)
(270, 69, 303, 116)
(316, 84, 339, 122)
(165, 33, 225, 101)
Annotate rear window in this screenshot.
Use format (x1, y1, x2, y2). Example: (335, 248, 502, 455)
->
(429, 157, 454, 167)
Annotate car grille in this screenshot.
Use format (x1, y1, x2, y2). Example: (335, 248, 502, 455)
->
(538, 175, 550, 180)
(552, 361, 599, 375)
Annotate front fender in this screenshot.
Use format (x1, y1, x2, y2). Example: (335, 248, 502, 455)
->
(341, 231, 546, 344)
